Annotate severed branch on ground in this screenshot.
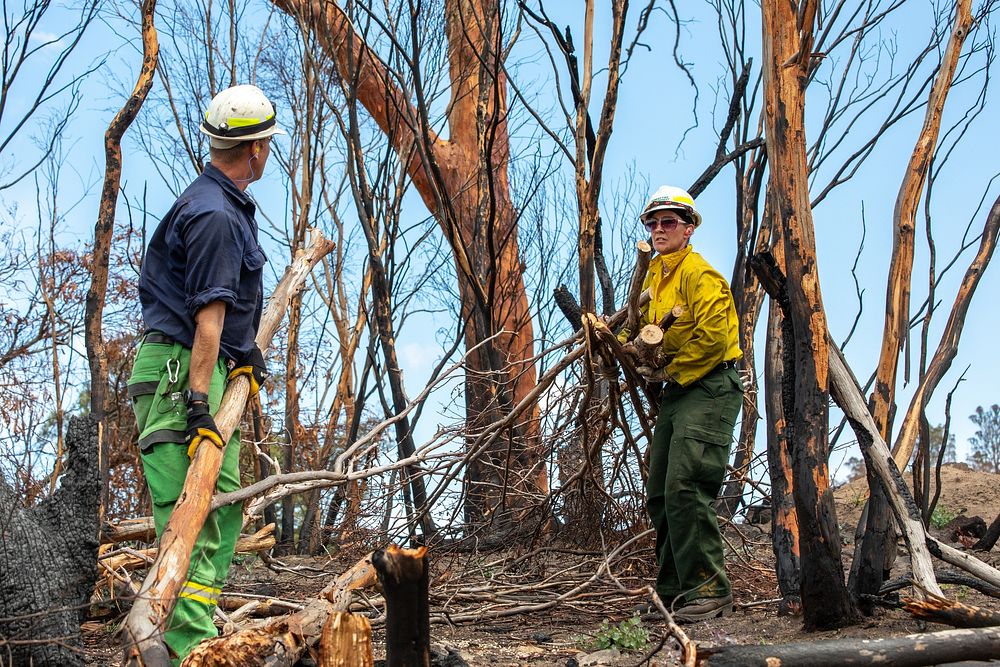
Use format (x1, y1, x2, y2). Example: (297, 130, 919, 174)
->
(182, 553, 377, 667)
(697, 626, 1000, 666)
(97, 525, 276, 589)
(902, 592, 1000, 628)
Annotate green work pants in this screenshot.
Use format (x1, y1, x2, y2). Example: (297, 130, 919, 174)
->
(128, 339, 242, 663)
(646, 366, 742, 605)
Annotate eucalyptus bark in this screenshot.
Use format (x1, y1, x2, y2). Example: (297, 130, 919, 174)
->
(760, 0, 855, 629)
(273, 0, 544, 531)
(85, 0, 158, 507)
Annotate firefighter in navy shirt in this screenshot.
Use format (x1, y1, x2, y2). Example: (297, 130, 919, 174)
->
(127, 84, 282, 661)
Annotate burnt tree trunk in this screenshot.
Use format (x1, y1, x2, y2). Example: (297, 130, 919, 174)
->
(760, 1, 855, 629)
(764, 300, 802, 616)
(0, 416, 101, 666)
(373, 545, 431, 667)
(85, 0, 158, 511)
(861, 0, 973, 605)
(273, 0, 545, 534)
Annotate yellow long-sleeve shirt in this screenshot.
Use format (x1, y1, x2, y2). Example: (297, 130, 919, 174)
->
(628, 244, 742, 387)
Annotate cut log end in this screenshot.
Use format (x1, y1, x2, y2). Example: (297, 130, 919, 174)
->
(636, 240, 652, 253)
(319, 612, 373, 667)
(638, 324, 664, 346)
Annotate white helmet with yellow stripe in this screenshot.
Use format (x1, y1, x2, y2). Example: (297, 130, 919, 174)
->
(199, 85, 286, 149)
(640, 185, 702, 227)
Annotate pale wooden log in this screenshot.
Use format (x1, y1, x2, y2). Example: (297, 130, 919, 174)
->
(828, 339, 942, 597)
(698, 626, 1000, 666)
(124, 230, 336, 666)
(319, 612, 374, 667)
(220, 595, 303, 622)
(634, 324, 664, 368)
(624, 240, 653, 336)
(100, 525, 275, 576)
(927, 537, 1000, 589)
(182, 552, 377, 667)
(101, 517, 156, 545)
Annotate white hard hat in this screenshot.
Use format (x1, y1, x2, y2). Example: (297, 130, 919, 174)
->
(640, 185, 702, 227)
(199, 85, 286, 149)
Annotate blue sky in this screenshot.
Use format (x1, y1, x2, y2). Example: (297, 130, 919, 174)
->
(4, 0, 998, 483)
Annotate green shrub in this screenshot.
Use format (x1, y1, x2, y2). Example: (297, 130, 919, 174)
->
(930, 505, 957, 529)
(592, 614, 649, 651)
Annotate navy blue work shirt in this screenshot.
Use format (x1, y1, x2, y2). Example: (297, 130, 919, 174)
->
(138, 163, 267, 362)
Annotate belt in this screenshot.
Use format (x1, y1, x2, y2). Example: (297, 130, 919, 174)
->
(143, 330, 236, 368)
(714, 359, 739, 372)
(143, 331, 176, 345)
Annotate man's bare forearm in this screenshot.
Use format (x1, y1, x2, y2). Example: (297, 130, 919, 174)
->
(189, 301, 226, 395)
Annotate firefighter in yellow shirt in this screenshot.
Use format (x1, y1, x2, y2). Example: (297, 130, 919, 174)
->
(623, 185, 743, 622)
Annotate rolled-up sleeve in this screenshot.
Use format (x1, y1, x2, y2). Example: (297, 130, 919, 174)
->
(182, 209, 244, 315)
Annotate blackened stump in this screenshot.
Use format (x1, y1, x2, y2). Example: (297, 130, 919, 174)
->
(373, 545, 430, 667)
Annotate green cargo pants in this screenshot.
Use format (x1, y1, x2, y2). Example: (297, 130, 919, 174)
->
(128, 338, 242, 663)
(646, 365, 742, 605)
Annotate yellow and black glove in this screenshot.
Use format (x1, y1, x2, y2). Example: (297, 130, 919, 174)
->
(185, 398, 224, 459)
(228, 345, 269, 396)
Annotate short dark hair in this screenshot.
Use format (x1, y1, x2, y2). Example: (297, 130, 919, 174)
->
(209, 140, 255, 164)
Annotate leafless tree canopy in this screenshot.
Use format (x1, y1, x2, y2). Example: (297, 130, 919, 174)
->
(2, 0, 1000, 662)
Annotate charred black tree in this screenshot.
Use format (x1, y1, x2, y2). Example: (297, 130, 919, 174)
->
(373, 545, 431, 667)
(0, 415, 101, 666)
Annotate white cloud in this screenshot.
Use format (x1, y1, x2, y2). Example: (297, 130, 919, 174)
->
(29, 31, 66, 51)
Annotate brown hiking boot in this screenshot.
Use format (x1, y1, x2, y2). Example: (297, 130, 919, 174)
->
(673, 594, 733, 623)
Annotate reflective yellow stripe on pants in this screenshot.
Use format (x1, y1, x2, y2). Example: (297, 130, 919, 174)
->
(179, 580, 222, 606)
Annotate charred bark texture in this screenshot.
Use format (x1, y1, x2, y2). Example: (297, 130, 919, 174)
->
(973, 510, 1000, 551)
(0, 415, 100, 666)
(699, 626, 1000, 667)
(373, 545, 431, 667)
(760, 0, 856, 628)
(763, 299, 801, 615)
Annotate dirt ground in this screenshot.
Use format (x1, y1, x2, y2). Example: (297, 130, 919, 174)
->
(83, 464, 1000, 666)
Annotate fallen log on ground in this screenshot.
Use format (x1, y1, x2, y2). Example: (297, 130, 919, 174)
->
(903, 593, 1000, 628)
(697, 626, 1000, 666)
(181, 552, 377, 667)
(98, 524, 275, 581)
(927, 537, 1000, 588)
(101, 517, 156, 545)
(880, 571, 1000, 598)
(124, 229, 336, 666)
(219, 594, 304, 621)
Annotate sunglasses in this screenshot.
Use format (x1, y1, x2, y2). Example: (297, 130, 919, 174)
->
(644, 218, 691, 232)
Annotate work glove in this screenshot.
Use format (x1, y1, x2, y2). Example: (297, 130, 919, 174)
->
(228, 345, 269, 396)
(636, 365, 679, 386)
(185, 399, 224, 459)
